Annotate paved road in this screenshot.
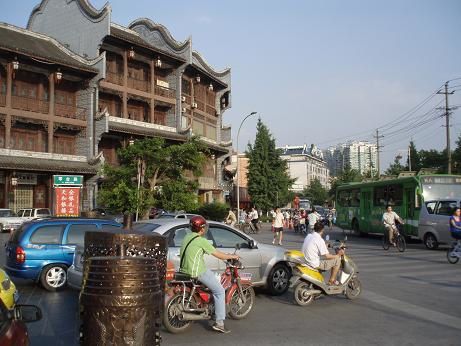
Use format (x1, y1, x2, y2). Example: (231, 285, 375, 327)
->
(1, 225, 460, 346)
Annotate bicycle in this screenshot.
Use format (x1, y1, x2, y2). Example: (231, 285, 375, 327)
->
(447, 239, 461, 264)
(382, 224, 406, 252)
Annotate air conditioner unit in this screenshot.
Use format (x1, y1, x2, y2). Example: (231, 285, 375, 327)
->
(182, 107, 187, 113)
(192, 102, 198, 109)
(181, 96, 186, 102)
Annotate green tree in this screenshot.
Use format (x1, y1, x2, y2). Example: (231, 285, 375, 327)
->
(329, 168, 362, 197)
(98, 137, 207, 227)
(302, 178, 328, 205)
(452, 133, 461, 174)
(385, 157, 406, 176)
(407, 141, 421, 171)
(246, 119, 294, 210)
(419, 149, 446, 173)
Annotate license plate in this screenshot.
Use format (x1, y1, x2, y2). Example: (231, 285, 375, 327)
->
(240, 273, 252, 281)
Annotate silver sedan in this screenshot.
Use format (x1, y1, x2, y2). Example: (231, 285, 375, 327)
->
(68, 219, 291, 295)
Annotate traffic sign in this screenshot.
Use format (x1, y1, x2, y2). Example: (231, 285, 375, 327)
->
(53, 175, 83, 186)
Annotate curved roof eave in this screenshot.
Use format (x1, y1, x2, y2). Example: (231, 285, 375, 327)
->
(28, 0, 110, 29)
(128, 18, 191, 53)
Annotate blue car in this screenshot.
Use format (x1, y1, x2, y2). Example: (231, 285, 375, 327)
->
(5, 218, 121, 291)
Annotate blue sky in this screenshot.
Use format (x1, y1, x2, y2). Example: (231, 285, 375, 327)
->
(1, 0, 460, 169)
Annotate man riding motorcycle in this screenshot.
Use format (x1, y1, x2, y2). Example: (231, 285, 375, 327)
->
(179, 215, 239, 333)
(301, 221, 344, 285)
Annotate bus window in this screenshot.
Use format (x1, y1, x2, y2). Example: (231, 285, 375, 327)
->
(338, 190, 350, 207)
(350, 189, 360, 207)
(387, 185, 403, 206)
(374, 186, 387, 206)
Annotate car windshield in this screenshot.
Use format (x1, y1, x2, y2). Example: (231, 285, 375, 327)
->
(422, 183, 461, 200)
(37, 209, 50, 215)
(0, 210, 15, 217)
(133, 223, 161, 233)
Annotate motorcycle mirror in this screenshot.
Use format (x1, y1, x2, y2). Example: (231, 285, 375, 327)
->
(325, 235, 330, 241)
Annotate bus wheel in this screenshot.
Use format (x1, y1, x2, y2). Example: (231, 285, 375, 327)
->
(424, 233, 438, 250)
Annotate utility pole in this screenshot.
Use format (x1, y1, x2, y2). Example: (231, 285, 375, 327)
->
(437, 82, 455, 174)
(374, 129, 384, 177)
(408, 145, 412, 171)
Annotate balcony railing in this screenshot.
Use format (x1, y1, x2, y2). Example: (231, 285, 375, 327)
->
(155, 85, 176, 99)
(206, 104, 216, 116)
(105, 71, 123, 86)
(183, 94, 192, 105)
(55, 101, 87, 121)
(11, 95, 49, 114)
(127, 77, 150, 92)
(0, 93, 5, 106)
(154, 111, 166, 126)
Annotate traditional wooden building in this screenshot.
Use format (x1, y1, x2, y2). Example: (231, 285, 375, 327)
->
(0, 22, 103, 211)
(20, 0, 233, 208)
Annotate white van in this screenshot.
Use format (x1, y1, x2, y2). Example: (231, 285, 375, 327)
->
(418, 198, 461, 249)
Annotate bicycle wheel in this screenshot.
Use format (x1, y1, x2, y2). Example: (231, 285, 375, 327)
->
(447, 246, 459, 264)
(396, 235, 406, 252)
(382, 234, 390, 250)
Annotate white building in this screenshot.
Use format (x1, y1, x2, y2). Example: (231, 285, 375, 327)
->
(279, 144, 330, 191)
(324, 141, 377, 177)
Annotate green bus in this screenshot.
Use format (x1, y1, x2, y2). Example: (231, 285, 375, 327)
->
(335, 173, 461, 238)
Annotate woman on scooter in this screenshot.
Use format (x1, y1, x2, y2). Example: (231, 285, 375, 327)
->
(301, 221, 345, 285)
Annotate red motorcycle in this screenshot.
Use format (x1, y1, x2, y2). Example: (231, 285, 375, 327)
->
(163, 247, 255, 334)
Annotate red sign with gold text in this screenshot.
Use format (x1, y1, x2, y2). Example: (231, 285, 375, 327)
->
(54, 187, 80, 217)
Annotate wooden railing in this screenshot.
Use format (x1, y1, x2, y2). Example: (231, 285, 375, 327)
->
(206, 104, 216, 116)
(195, 99, 205, 112)
(127, 77, 150, 92)
(183, 94, 192, 105)
(11, 95, 49, 114)
(0, 93, 5, 106)
(106, 71, 123, 85)
(154, 111, 166, 126)
(55, 101, 87, 121)
(155, 85, 176, 99)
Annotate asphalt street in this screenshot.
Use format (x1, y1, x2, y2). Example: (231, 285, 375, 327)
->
(1, 224, 460, 346)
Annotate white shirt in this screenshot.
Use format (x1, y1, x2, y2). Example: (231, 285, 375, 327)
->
(382, 211, 400, 226)
(302, 232, 328, 268)
(250, 210, 258, 220)
(308, 212, 321, 227)
(274, 212, 284, 228)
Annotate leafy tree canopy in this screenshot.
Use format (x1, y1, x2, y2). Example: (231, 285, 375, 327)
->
(302, 178, 328, 205)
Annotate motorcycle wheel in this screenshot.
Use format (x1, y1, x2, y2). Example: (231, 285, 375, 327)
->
(163, 293, 195, 334)
(228, 284, 255, 320)
(396, 235, 406, 252)
(345, 277, 362, 300)
(293, 282, 316, 306)
(447, 246, 459, 264)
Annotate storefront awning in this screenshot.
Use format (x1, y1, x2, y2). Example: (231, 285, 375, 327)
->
(0, 155, 99, 174)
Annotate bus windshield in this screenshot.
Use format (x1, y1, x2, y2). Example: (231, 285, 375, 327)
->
(421, 176, 461, 200)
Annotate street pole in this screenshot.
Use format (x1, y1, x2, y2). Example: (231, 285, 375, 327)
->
(236, 112, 257, 223)
(374, 129, 384, 177)
(408, 145, 411, 171)
(437, 82, 455, 174)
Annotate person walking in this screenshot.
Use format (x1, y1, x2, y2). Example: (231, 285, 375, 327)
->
(272, 207, 284, 246)
(225, 208, 237, 227)
(250, 207, 259, 232)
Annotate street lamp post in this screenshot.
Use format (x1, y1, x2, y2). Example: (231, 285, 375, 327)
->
(236, 112, 257, 223)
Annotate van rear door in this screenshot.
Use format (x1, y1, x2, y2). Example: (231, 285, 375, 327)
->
(62, 223, 99, 265)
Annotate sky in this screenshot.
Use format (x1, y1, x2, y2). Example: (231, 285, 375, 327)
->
(1, 0, 460, 171)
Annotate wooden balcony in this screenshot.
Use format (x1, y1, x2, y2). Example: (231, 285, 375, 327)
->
(11, 95, 49, 114)
(106, 71, 123, 85)
(195, 99, 205, 112)
(55, 101, 87, 121)
(154, 111, 166, 126)
(155, 85, 176, 100)
(0, 93, 5, 106)
(183, 94, 192, 105)
(127, 77, 150, 92)
(206, 104, 216, 116)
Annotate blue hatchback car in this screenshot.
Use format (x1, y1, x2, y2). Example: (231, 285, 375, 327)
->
(5, 218, 121, 291)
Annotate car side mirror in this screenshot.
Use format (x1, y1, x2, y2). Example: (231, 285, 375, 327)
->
(14, 305, 42, 323)
(248, 239, 255, 249)
(235, 243, 241, 250)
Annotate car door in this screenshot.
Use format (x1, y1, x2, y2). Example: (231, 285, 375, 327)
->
(207, 224, 262, 282)
(62, 223, 99, 265)
(434, 201, 457, 244)
(166, 226, 220, 273)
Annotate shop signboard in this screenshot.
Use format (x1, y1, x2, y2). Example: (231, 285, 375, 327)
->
(53, 175, 83, 186)
(54, 187, 81, 217)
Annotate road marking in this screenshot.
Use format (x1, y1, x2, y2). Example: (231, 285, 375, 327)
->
(362, 290, 461, 330)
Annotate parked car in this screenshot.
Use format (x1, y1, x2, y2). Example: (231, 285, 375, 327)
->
(4, 218, 122, 291)
(149, 208, 166, 219)
(418, 198, 461, 249)
(0, 268, 19, 310)
(90, 208, 124, 224)
(16, 208, 51, 220)
(0, 209, 25, 233)
(0, 300, 42, 346)
(156, 213, 199, 220)
(68, 219, 291, 295)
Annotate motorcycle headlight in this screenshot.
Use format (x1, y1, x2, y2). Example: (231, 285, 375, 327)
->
(1, 278, 11, 291)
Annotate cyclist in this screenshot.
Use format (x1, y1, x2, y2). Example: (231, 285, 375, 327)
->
(449, 207, 461, 239)
(382, 205, 403, 246)
(180, 216, 239, 333)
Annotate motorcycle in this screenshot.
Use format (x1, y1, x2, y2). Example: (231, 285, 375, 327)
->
(286, 237, 362, 306)
(447, 239, 461, 264)
(163, 245, 255, 333)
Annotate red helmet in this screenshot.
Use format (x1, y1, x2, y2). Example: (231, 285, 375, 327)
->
(190, 215, 207, 232)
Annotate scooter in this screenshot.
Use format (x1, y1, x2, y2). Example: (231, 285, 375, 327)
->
(286, 237, 362, 306)
(447, 239, 461, 264)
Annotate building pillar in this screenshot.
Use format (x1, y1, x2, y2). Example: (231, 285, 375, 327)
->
(5, 63, 12, 149)
(48, 73, 55, 153)
(150, 59, 155, 123)
(122, 50, 128, 118)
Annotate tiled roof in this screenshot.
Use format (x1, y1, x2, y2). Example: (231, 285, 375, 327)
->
(0, 23, 98, 73)
(0, 155, 99, 174)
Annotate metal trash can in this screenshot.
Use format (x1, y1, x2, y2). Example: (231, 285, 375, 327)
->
(80, 231, 167, 346)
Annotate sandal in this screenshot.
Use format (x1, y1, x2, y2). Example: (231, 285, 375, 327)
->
(328, 280, 340, 286)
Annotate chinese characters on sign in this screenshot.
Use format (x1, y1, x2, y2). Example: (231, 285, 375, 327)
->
(54, 187, 80, 217)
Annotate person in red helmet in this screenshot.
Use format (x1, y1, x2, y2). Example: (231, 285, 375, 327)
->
(180, 215, 239, 333)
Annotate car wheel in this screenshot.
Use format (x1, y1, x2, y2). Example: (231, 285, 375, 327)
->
(424, 233, 438, 250)
(40, 264, 68, 292)
(268, 263, 290, 296)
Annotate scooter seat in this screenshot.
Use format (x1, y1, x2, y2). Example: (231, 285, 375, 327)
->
(173, 272, 193, 281)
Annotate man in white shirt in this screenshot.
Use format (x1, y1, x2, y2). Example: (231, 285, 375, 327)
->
(308, 208, 321, 233)
(382, 205, 403, 246)
(302, 222, 344, 285)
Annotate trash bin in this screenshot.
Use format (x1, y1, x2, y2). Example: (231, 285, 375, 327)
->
(80, 231, 167, 346)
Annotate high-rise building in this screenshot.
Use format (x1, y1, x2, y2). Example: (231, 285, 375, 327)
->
(324, 141, 377, 177)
